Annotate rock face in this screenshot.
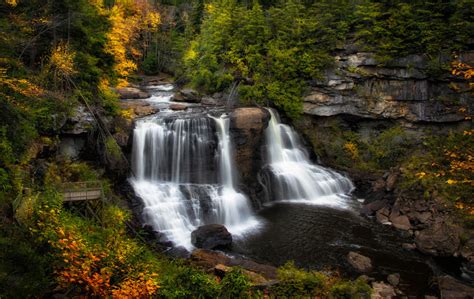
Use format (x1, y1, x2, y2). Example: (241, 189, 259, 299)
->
(347, 252, 373, 273)
(119, 100, 159, 119)
(116, 87, 150, 99)
(371, 282, 396, 299)
(415, 221, 462, 256)
(303, 51, 473, 123)
(230, 108, 270, 205)
(438, 275, 474, 299)
(191, 224, 232, 249)
(190, 249, 278, 280)
(173, 88, 201, 103)
(62, 105, 95, 135)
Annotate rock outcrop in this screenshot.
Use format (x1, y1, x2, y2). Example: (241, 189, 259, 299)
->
(172, 88, 201, 103)
(230, 108, 270, 206)
(116, 87, 150, 99)
(347, 251, 373, 273)
(191, 224, 232, 250)
(190, 249, 278, 280)
(303, 51, 473, 123)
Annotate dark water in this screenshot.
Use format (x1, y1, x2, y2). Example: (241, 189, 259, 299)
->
(233, 201, 438, 296)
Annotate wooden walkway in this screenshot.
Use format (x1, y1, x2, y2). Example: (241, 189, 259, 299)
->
(62, 181, 104, 202)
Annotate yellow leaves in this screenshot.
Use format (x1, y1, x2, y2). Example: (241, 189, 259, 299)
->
(5, 0, 18, 7)
(343, 142, 359, 160)
(145, 11, 161, 29)
(446, 179, 457, 185)
(416, 172, 427, 179)
(105, 2, 160, 84)
(206, 3, 215, 13)
(50, 42, 77, 77)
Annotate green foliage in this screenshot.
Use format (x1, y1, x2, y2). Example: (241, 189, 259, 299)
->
(0, 226, 53, 298)
(354, 0, 473, 63)
(159, 264, 220, 298)
(219, 268, 251, 298)
(271, 261, 328, 297)
(302, 120, 415, 172)
(184, 0, 339, 118)
(400, 130, 473, 215)
(329, 277, 372, 299)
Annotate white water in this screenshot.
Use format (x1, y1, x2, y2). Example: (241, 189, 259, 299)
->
(131, 113, 258, 250)
(262, 108, 354, 207)
(211, 114, 259, 233)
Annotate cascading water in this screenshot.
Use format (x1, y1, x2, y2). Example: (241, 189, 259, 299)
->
(210, 114, 258, 231)
(131, 113, 258, 250)
(261, 108, 354, 206)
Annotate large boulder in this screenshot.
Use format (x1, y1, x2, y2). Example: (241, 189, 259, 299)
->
(371, 281, 396, 299)
(116, 87, 150, 99)
(119, 100, 159, 119)
(438, 275, 474, 299)
(191, 224, 232, 249)
(347, 251, 373, 273)
(173, 88, 201, 103)
(414, 221, 462, 256)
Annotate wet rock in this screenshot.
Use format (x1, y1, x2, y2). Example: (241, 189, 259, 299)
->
(59, 137, 85, 160)
(190, 249, 277, 280)
(362, 200, 388, 216)
(402, 243, 416, 250)
(214, 264, 269, 285)
(62, 105, 94, 135)
(371, 282, 396, 299)
(415, 222, 462, 256)
(168, 246, 190, 259)
(390, 214, 411, 230)
(173, 88, 200, 103)
(230, 108, 270, 199)
(387, 273, 400, 287)
(385, 172, 398, 191)
(438, 275, 474, 299)
(191, 224, 232, 249)
(376, 207, 391, 225)
(347, 252, 373, 273)
(169, 103, 188, 111)
(372, 178, 386, 192)
(119, 100, 159, 119)
(460, 237, 474, 263)
(116, 87, 150, 99)
(191, 249, 231, 269)
(202, 96, 223, 106)
(412, 211, 433, 224)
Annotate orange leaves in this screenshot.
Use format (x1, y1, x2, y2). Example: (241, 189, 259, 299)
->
(451, 61, 474, 80)
(111, 272, 160, 298)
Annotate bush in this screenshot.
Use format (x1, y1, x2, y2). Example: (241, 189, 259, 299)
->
(219, 268, 251, 298)
(159, 265, 220, 298)
(271, 261, 328, 297)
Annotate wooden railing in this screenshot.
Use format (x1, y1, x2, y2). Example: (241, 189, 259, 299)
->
(62, 181, 104, 202)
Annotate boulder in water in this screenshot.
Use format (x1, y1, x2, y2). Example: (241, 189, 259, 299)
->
(173, 88, 201, 103)
(347, 251, 373, 272)
(191, 224, 232, 249)
(116, 87, 150, 99)
(169, 103, 188, 111)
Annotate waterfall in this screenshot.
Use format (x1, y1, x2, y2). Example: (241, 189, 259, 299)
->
(210, 114, 258, 231)
(261, 108, 354, 206)
(131, 114, 258, 250)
